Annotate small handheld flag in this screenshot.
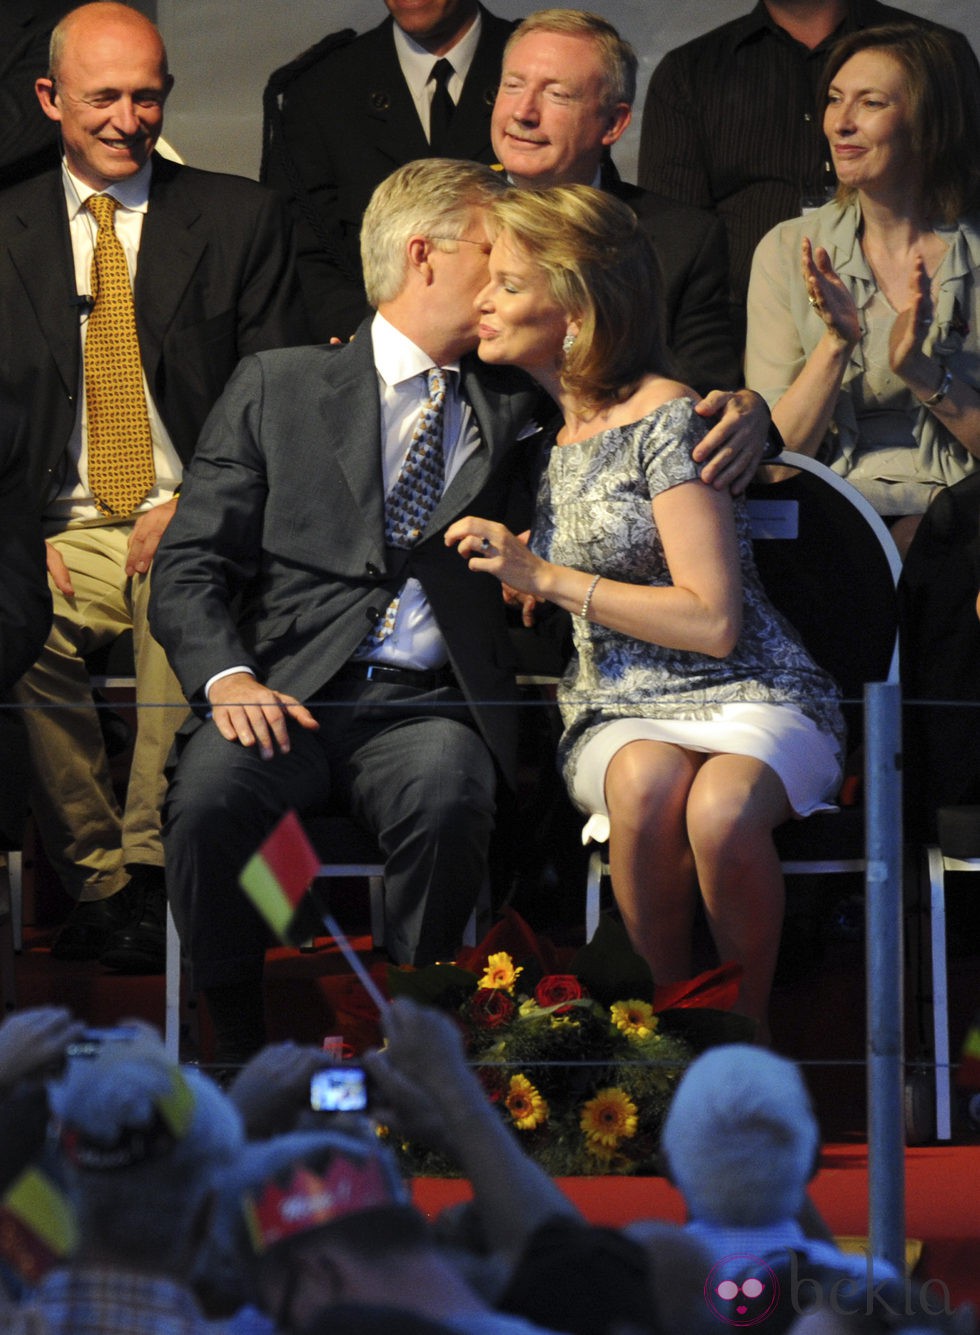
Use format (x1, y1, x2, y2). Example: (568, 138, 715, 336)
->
(239, 809, 321, 947)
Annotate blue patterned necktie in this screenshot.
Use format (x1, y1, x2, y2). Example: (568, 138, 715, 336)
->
(362, 367, 448, 647)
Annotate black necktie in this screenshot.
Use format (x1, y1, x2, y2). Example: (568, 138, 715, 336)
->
(428, 58, 455, 155)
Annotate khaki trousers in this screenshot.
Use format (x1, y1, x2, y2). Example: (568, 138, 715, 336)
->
(13, 522, 187, 902)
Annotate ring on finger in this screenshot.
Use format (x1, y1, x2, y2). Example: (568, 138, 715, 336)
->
(481, 536, 491, 551)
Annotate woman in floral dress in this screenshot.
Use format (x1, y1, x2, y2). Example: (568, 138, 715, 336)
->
(447, 185, 844, 1038)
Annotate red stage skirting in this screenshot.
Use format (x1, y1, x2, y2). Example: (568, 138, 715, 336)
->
(413, 1144, 980, 1310)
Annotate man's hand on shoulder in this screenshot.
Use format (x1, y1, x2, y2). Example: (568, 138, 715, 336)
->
(692, 388, 769, 495)
(209, 672, 319, 760)
(125, 497, 179, 576)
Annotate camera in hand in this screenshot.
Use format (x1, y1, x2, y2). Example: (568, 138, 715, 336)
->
(309, 1065, 372, 1113)
(66, 1025, 140, 1059)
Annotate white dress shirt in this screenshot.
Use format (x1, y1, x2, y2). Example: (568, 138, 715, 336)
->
(392, 10, 482, 142)
(357, 312, 482, 668)
(205, 313, 483, 700)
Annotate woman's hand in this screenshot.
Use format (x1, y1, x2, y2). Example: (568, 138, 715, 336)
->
(445, 517, 549, 611)
(802, 238, 862, 349)
(889, 254, 934, 382)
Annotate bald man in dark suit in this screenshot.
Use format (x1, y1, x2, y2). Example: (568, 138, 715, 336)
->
(1, 2, 307, 970)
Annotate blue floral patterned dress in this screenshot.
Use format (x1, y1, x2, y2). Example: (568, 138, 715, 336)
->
(529, 397, 846, 820)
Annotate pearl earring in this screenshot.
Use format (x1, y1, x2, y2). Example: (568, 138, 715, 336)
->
(562, 332, 577, 354)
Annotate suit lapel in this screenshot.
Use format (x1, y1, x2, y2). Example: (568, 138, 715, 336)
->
(428, 360, 517, 530)
(317, 330, 388, 550)
(358, 21, 429, 167)
(5, 173, 79, 397)
(447, 8, 507, 157)
(133, 157, 207, 389)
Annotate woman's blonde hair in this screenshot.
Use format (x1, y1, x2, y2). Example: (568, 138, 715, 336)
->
(488, 184, 670, 410)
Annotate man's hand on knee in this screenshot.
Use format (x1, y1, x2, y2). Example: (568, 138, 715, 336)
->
(209, 672, 318, 760)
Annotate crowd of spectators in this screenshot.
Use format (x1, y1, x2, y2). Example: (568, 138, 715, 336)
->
(0, 1002, 973, 1333)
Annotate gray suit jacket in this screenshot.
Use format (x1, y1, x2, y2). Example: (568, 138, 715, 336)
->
(149, 329, 539, 784)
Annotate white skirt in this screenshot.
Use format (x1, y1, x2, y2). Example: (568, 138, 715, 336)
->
(570, 702, 842, 845)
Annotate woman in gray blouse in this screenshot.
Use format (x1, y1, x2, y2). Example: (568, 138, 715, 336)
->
(746, 23, 980, 556)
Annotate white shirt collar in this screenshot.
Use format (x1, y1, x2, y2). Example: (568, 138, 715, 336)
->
(392, 8, 482, 101)
(371, 312, 460, 389)
(61, 157, 153, 219)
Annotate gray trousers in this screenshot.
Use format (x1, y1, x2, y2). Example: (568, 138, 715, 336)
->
(163, 676, 498, 990)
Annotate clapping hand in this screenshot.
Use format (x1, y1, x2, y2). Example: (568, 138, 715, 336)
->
(802, 238, 862, 349)
(889, 254, 934, 381)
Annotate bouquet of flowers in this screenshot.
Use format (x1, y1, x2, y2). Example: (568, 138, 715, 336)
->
(386, 910, 749, 1176)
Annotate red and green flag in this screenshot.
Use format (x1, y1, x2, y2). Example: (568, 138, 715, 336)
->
(239, 809, 320, 946)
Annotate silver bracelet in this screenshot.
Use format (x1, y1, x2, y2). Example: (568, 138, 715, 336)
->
(921, 364, 953, 408)
(578, 573, 601, 620)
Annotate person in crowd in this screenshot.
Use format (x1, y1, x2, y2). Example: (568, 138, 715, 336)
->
(493, 9, 776, 912)
(0, 2, 308, 973)
(148, 158, 542, 1065)
(446, 184, 845, 1037)
(263, 0, 515, 341)
(660, 1045, 899, 1285)
(5, 1030, 244, 1334)
(0, 390, 50, 865)
(0, 1006, 84, 1306)
(638, 0, 979, 346)
(0, 1005, 83, 1200)
(0, 0, 69, 190)
(745, 23, 980, 558)
(0, 391, 49, 696)
(210, 1125, 564, 1334)
(491, 8, 741, 402)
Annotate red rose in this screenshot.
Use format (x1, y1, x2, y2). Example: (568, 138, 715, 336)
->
(534, 975, 587, 1014)
(465, 987, 517, 1031)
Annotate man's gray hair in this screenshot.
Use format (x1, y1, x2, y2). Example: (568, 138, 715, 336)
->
(504, 9, 637, 108)
(661, 1045, 820, 1227)
(361, 158, 505, 307)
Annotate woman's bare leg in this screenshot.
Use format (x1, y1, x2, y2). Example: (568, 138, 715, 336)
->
(685, 755, 792, 1039)
(603, 740, 703, 983)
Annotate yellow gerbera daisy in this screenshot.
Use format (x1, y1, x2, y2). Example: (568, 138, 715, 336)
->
(479, 951, 522, 991)
(610, 999, 658, 1040)
(505, 1074, 549, 1130)
(580, 1087, 638, 1148)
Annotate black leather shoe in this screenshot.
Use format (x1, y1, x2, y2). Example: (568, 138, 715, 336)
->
(99, 867, 167, 975)
(50, 879, 143, 961)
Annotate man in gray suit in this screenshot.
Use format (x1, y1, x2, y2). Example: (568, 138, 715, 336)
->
(151, 159, 539, 1062)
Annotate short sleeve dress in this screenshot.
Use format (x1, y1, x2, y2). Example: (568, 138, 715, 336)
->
(529, 396, 847, 838)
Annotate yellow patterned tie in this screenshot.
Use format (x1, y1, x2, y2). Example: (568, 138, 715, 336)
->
(84, 193, 155, 517)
